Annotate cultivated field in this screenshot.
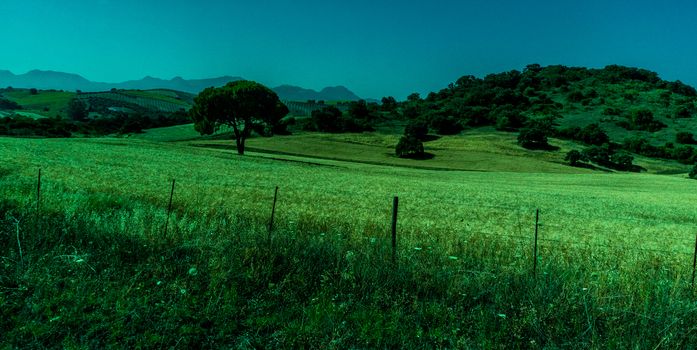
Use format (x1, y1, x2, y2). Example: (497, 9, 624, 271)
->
(2, 135, 697, 348)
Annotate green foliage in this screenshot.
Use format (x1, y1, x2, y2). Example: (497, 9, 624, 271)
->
(689, 164, 697, 179)
(0, 114, 74, 137)
(582, 145, 612, 166)
(429, 114, 463, 135)
(580, 144, 637, 171)
(0, 98, 22, 110)
(404, 120, 429, 140)
(311, 106, 344, 133)
(556, 123, 609, 146)
(29, 88, 38, 95)
(395, 134, 425, 158)
(676, 131, 696, 144)
(610, 152, 634, 171)
(190, 80, 289, 155)
(517, 126, 549, 149)
(617, 108, 666, 131)
(67, 98, 88, 121)
(380, 96, 398, 112)
(564, 150, 586, 166)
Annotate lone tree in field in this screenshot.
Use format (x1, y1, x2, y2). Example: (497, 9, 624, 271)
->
(190, 80, 288, 155)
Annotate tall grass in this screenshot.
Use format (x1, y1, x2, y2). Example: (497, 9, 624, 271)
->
(2, 137, 697, 347)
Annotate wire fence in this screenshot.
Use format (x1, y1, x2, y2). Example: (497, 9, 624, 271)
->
(21, 168, 697, 287)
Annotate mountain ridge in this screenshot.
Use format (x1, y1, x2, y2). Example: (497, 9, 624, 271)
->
(0, 69, 362, 101)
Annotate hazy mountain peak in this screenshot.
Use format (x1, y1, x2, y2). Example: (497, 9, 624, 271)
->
(0, 68, 362, 100)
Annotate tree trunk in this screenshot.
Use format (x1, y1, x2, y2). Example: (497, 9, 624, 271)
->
(235, 136, 245, 155)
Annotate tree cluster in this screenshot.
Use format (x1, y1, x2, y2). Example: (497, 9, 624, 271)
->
(307, 102, 375, 133)
(565, 145, 636, 171)
(0, 98, 22, 110)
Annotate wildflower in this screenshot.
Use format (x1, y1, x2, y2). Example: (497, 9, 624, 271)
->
(188, 267, 198, 276)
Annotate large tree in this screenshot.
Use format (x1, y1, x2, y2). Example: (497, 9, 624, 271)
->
(190, 80, 288, 155)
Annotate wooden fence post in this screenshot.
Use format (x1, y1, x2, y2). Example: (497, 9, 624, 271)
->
(533, 209, 539, 276)
(268, 186, 279, 242)
(391, 196, 399, 264)
(163, 179, 176, 237)
(691, 232, 697, 289)
(35, 168, 42, 233)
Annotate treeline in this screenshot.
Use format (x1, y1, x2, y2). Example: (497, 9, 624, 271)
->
(0, 111, 191, 138)
(394, 64, 696, 136)
(301, 100, 385, 133)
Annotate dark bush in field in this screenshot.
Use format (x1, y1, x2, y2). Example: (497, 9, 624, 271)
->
(429, 114, 463, 135)
(0, 98, 22, 110)
(67, 98, 88, 121)
(311, 106, 344, 133)
(395, 134, 424, 158)
(564, 150, 586, 166)
(676, 131, 696, 144)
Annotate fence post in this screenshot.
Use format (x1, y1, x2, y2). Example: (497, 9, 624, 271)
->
(533, 209, 539, 276)
(692, 232, 697, 289)
(163, 179, 176, 237)
(35, 168, 42, 233)
(391, 196, 399, 264)
(268, 186, 279, 242)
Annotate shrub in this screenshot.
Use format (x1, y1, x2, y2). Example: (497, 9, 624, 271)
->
(67, 98, 89, 121)
(582, 145, 612, 166)
(311, 106, 344, 133)
(676, 132, 695, 144)
(564, 150, 586, 166)
(429, 115, 463, 135)
(395, 135, 424, 158)
(517, 127, 550, 149)
(675, 106, 692, 118)
(690, 164, 697, 179)
(404, 120, 429, 140)
(610, 153, 634, 171)
(0, 98, 22, 110)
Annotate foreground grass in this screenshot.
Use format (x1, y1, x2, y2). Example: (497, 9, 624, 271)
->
(2, 137, 697, 347)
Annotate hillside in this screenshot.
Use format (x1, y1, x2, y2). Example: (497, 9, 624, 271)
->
(396, 64, 697, 168)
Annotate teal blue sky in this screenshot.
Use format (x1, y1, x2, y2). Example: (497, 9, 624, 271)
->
(2, 0, 697, 99)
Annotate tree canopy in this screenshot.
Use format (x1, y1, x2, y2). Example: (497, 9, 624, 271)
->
(190, 80, 288, 155)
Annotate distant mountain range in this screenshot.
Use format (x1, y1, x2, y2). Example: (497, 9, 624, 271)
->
(0, 69, 362, 101)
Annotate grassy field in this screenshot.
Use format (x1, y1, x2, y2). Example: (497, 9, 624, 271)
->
(135, 123, 691, 174)
(2, 90, 76, 118)
(1, 135, 697, 347)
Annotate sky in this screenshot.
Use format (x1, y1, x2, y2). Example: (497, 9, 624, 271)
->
(2, 0, 697, 99)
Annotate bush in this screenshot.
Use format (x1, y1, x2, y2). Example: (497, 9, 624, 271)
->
(518, 126, 550, 149)
(690, 164, 697, 179)
(395, 135, 424, 158)
(67, 98, 89, 121)
(429, 115, 463, 135)
(311, 106, 344, 133)
(582, 145, 612, 166)
(621, 109, 666, 131)
(610, 153, 634, 171)
(676, 132, 695, 144)
(404, 120, 429, 140)
(0, 98, 22, 110)
(564, 150, 586, 166)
